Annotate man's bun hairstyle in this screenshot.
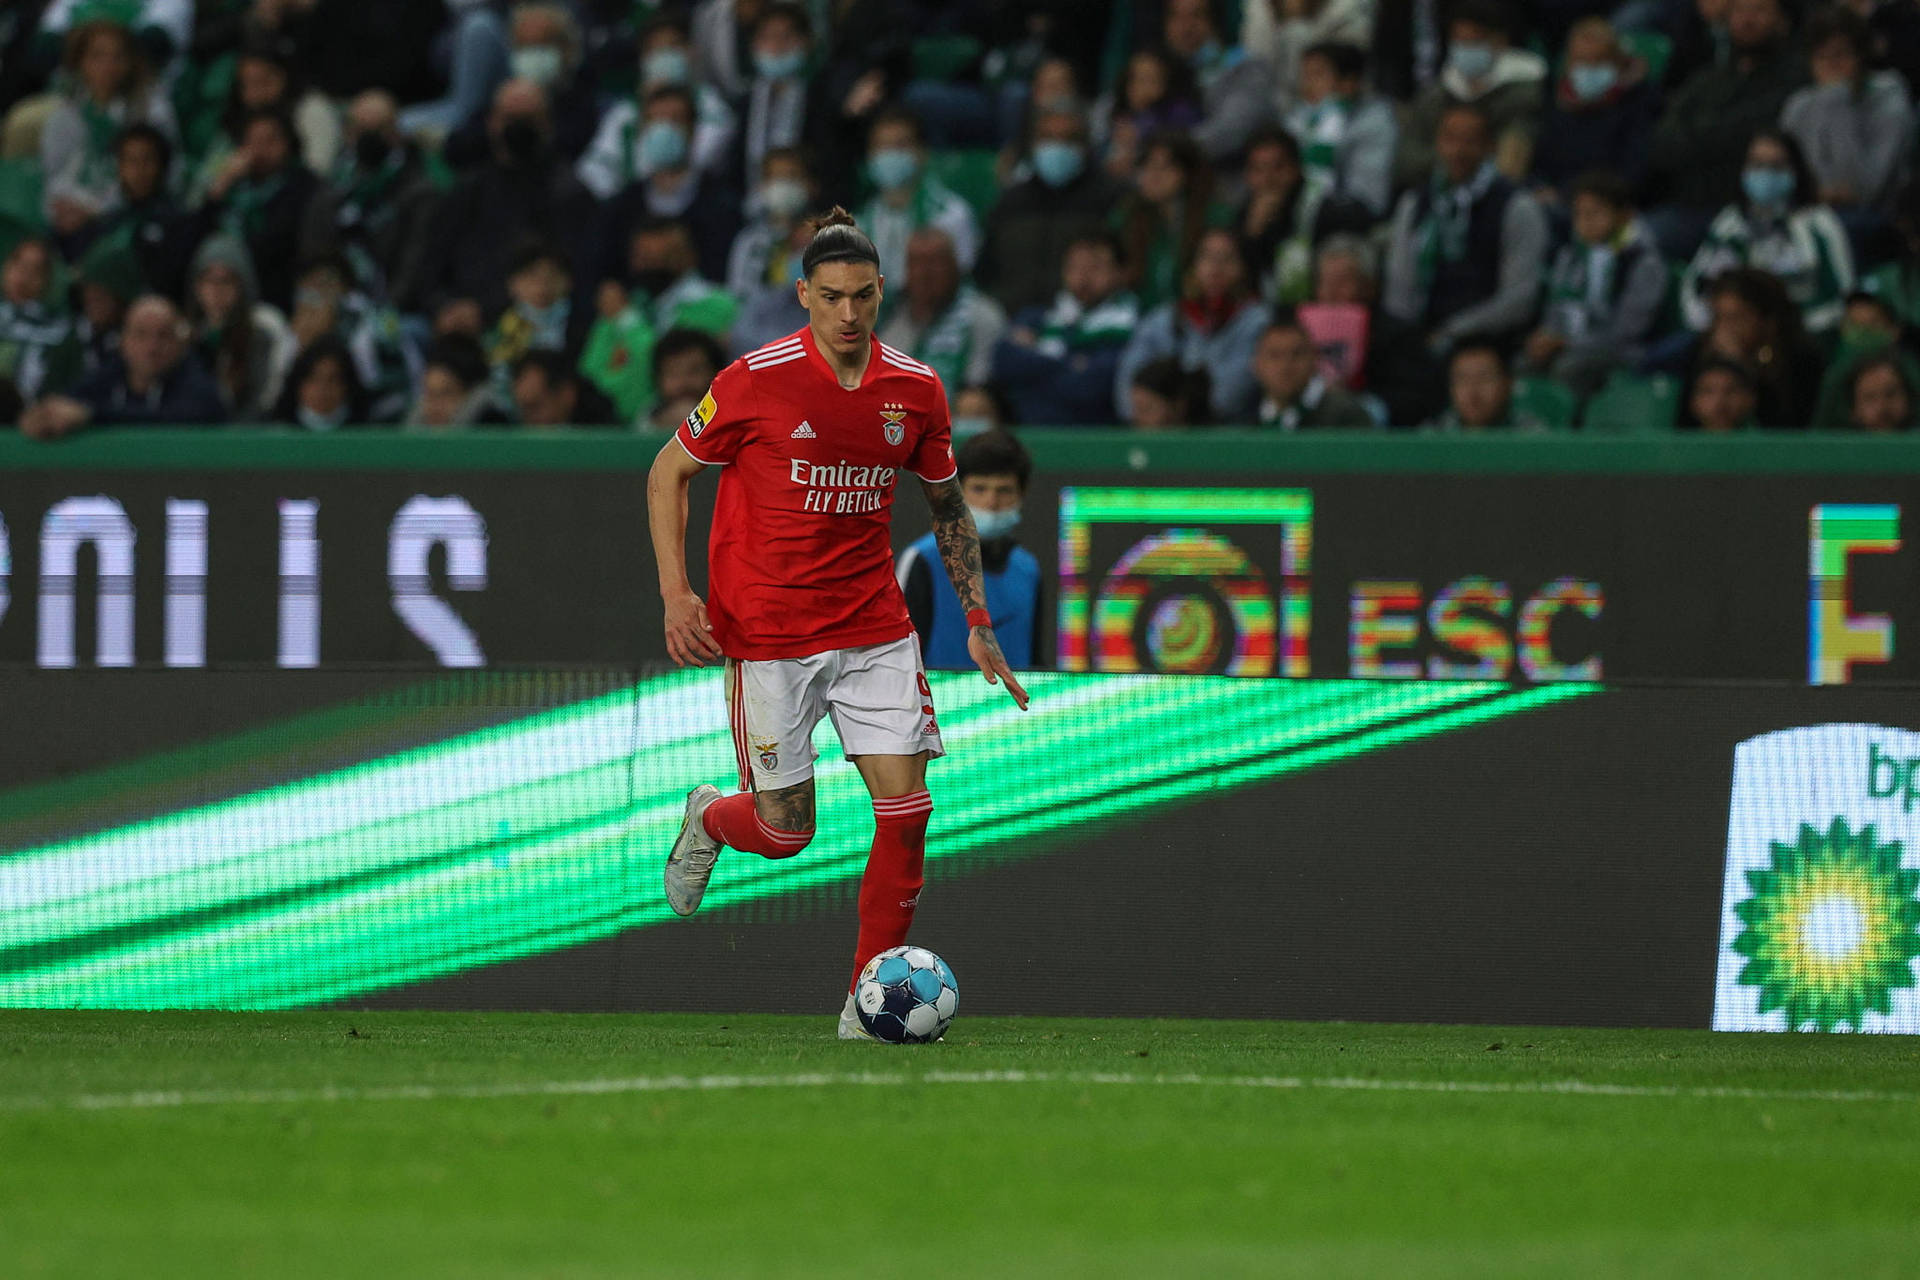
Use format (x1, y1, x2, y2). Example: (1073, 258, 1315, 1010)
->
(801, 206, 881, 277)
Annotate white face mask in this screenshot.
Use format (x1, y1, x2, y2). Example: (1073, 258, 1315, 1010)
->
(510, 45, 565, 89)
(970, 504, 1021, 540)
(761, 177, 808, 220)
(298, 403, 349, 431)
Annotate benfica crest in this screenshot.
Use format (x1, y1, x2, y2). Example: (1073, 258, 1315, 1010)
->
(880, 402, 907, 445)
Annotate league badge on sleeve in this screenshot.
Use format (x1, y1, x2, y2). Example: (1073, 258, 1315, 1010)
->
(880, 402, 907, 446)
(687, 389, 717, 438)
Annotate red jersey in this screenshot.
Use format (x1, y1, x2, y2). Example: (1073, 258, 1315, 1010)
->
(676, 326, 956, 660)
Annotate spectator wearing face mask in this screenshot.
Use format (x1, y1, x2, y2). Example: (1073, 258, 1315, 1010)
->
(1648, 0, 1808, 258)
(485, 239, 583, 393)
(727, 147, 817, 353)
(897, 429, 1043, 671)
(1392, 0, 1546, 191)
(578, 15, 739, 197)
(1680, 128, 1855, 334)
(600, 85, 743, 284)
(1241, 0, 1377, 109)
(857, 107, 980, 292)
(276, 334, 369, 431)
(288, 254, 420, 423)
(400, 79, 600, 325)
(1160, 0, 1280, 162)
(302, 91, 438, 304)
(444, 2, 599, 167)
(1531, 18, 1657, 203)
(737, 3, 816, 195)
(979, 100, 1129, 315)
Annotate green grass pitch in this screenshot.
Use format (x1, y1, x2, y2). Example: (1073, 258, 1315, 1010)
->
(4, 1012, 1919, 1278)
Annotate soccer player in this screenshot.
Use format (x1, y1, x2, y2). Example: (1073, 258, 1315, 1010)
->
(647, 207, 1029, 1039)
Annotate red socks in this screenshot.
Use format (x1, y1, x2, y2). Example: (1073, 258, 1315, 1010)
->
(851, 790, 932, 990)
(700, 791, 813, 859)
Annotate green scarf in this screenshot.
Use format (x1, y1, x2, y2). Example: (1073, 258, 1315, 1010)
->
(222, 171, 288, 240)
(1414, 162, 1497, 307)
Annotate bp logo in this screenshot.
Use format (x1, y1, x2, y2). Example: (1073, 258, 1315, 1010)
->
(1714, 725, 1920, 1033)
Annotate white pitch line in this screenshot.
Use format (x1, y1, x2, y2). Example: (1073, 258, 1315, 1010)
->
(1, 1070, 1914, 1114)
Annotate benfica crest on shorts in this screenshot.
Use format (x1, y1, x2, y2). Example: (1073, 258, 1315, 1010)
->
(880, 402, 907, 446)
(751, 737, 779, 771)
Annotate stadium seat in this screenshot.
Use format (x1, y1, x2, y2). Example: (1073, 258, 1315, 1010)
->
(1512, 375, 1578, 429)
(911, 35, 985, 81)
(1583, 371, 1680, 433)
(0, 156, 45, 238)
(1620, 30, 1674, 86)
(927, 148, 1003, 222)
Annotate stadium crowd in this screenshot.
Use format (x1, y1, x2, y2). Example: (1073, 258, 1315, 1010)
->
(0, 0, 1918, 435)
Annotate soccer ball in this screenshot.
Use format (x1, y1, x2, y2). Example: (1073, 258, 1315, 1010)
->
(855, 946, 959, 1043)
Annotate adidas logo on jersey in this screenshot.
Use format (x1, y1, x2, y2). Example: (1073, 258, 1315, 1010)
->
(791, 421, 816, 439)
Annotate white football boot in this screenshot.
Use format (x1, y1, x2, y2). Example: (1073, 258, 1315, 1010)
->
(837, 991, 876, 1041)
(663, 784, 723, 916)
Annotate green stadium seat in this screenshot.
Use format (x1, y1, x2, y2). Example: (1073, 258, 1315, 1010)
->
(0, 155, 46, 237)
(1620, 30, 1674, 86)
(1512, 375, 1578, 429)
(911, 35, 984, 81)
(926, 148, 1002, 222)
(1583, 370, 1680, 433)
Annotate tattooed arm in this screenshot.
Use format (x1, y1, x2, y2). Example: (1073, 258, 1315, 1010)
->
(920, 476, 1030, 710)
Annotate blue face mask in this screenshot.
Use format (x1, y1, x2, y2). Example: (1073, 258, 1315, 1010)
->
(970, 504, 1021, 540)
(298, 402, 349, 432)
(1742, 166, 1795, 209)
(638, 120, 689, 173)
(642, 47, 690, 86)
(1031, 140, 1085, 188)
(867, 147, 921, 192)
(754, 48, 805, 80)
(1448, 41, 1495, 80)
(1567, 62, 1618, 100)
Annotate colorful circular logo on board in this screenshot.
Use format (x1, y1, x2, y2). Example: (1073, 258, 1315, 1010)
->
(1732, 818, 1920, 1032)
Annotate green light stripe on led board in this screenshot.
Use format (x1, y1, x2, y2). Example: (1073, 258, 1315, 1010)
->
(0, 673, 1599, 1008)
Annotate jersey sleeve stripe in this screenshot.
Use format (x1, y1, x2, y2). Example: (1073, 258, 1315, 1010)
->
(747, 338, 804, 359)
(676, 432, 727, 466)
(745, 349, 808, 370)
(878, 348, 936, 377)
(909, 465, 959, 483)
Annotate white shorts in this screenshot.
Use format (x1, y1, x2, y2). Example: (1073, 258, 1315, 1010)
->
(726, 634, 946, 791)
